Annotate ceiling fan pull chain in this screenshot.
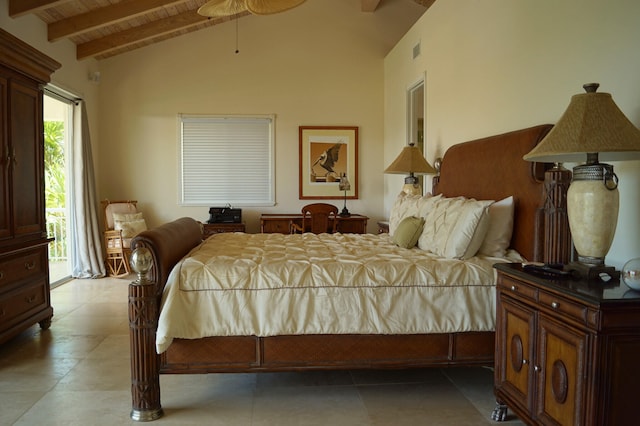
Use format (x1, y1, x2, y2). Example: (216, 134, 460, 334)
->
(235, 16, 239, 54)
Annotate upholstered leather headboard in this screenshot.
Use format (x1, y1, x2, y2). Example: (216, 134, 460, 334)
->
(433, 124, 553, 261)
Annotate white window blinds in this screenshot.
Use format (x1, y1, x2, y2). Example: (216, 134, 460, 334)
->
(180, 115, 275, 206)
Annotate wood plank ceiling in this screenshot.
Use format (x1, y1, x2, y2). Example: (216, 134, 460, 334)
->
(8, 0, 434, 61)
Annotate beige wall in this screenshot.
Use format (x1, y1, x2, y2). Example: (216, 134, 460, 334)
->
(384, 0, 640, 268)
(95, 0, 424, 232)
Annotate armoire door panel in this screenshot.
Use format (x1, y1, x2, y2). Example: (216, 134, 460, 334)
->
(9, 80, 43, 238)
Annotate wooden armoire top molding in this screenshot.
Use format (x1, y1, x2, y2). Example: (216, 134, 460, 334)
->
(0, 28, 61, 83)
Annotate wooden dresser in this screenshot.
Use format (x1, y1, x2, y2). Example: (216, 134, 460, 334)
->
(493, 263, 640, 425)
(0, 30, 61, 344)
(260, 214, 369, 234)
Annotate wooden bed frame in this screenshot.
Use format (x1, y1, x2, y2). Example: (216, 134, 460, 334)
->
(127, 124, 555, 421)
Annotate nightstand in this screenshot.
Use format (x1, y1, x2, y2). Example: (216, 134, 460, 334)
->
(201, 222, 245, 239)
(493, 263, 640, 425)
(377, 221, 389, 234)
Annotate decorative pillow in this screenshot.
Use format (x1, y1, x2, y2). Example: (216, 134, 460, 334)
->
(112, 212, 144, 222)
(113, 212, 147, 238)
(392, 216, 425, 248)
(418, 197, 493, 259)
(388, 192, 427, 235)
(479, 196, 514, 258)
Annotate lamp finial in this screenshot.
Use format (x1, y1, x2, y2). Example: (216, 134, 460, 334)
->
(583, 82, 599, 93)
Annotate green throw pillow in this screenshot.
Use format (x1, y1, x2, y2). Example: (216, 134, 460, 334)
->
(392, 216, 425, 248)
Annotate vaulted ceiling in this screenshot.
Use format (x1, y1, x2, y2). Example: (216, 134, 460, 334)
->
(9, 0, 434, 61)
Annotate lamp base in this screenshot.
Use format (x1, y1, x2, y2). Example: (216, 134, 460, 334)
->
(339, 208, 351, 217)
(567, 261, 619, 282)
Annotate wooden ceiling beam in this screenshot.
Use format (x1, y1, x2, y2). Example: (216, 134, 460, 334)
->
(76, 11, 249, 60)
(48, 0, 187, 41)
(9, 0, 67, 17)
(361, 0, 381, 12)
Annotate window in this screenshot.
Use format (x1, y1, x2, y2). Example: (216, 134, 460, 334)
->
(179, 115, 275, 206)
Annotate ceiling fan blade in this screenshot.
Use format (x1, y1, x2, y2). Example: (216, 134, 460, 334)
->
(198, 0, 248, 18)
(245, 0, 306, 15)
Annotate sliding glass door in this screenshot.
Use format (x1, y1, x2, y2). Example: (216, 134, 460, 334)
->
(44, 94, 71, 286)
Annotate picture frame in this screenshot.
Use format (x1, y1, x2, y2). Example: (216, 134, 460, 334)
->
(299, 126, 358, 200)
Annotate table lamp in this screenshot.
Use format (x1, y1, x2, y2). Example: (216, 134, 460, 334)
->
(523, 83, 640, 280)
(384, 143, 437, 195)
(338, 173, 351, 217)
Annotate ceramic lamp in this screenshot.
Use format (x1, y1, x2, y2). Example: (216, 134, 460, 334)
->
(523, 83, 640, 279)
(384, 143, 436, 195)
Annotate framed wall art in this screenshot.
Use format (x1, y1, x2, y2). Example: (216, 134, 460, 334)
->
(298, 126, 358, 200)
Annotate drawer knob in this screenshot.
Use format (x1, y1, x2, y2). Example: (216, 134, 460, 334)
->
(25, 261, 36, 270)
(0, 271, 4, 280)
(522, 359, 528, 365)
(510, 285, 517, 291)
(551, 301, 559, 309)
(26, 295, 36, 303)
(534, 365, 541, 372)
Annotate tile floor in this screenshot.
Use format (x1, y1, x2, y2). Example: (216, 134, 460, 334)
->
(0, 275, 525, 426)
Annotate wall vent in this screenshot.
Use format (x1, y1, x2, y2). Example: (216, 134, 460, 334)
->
(412, 42, 421, 59)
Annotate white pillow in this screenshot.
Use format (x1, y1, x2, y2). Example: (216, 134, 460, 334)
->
(113, 212, 147, 238)
(388, 192, 428, 235)
(479, 196, 514, 258)
(418, 197, 493, 259)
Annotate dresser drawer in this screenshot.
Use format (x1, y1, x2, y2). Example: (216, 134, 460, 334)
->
(538, 289, 590, 325)
(0, 280, 48, 327)
(336, 219, 367, 234)
(498, 274, 537, 302)
(0, 247, 47, 289)
(261, 219, 292, 233)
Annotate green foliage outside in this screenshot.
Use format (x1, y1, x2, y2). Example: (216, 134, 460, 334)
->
(44, 121, 67, 260)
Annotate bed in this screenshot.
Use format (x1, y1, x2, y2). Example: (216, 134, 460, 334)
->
(127, 124, 559, 421)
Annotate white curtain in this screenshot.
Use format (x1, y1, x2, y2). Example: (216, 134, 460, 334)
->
(68, 101, 105, 278)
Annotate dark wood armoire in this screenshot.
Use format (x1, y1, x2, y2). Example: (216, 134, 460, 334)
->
(0, 29, 61, 344)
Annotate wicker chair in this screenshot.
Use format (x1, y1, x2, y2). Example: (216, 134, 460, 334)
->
(101, 200, 141, 277)
(290, 203, 338, 234)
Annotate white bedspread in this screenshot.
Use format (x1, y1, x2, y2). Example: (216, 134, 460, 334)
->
(156, 232, 520, 353)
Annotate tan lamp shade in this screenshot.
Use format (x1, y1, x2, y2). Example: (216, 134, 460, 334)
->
(339, 174, 351, 191)
(523, 83, 640, 163)
(384, 143, 437, 175)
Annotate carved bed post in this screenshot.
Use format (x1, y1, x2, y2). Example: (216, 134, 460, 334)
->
(129, 247, 164, 421)
(542, 163, 573, 264)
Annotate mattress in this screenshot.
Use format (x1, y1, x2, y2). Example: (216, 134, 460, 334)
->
(156, 232, 521, 353)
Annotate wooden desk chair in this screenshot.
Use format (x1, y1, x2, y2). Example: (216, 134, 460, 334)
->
(290, 203, 338, 234)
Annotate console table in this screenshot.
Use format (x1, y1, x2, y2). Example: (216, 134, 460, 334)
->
(260, 214, 369, 234)
(493, 262, 640, 425)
